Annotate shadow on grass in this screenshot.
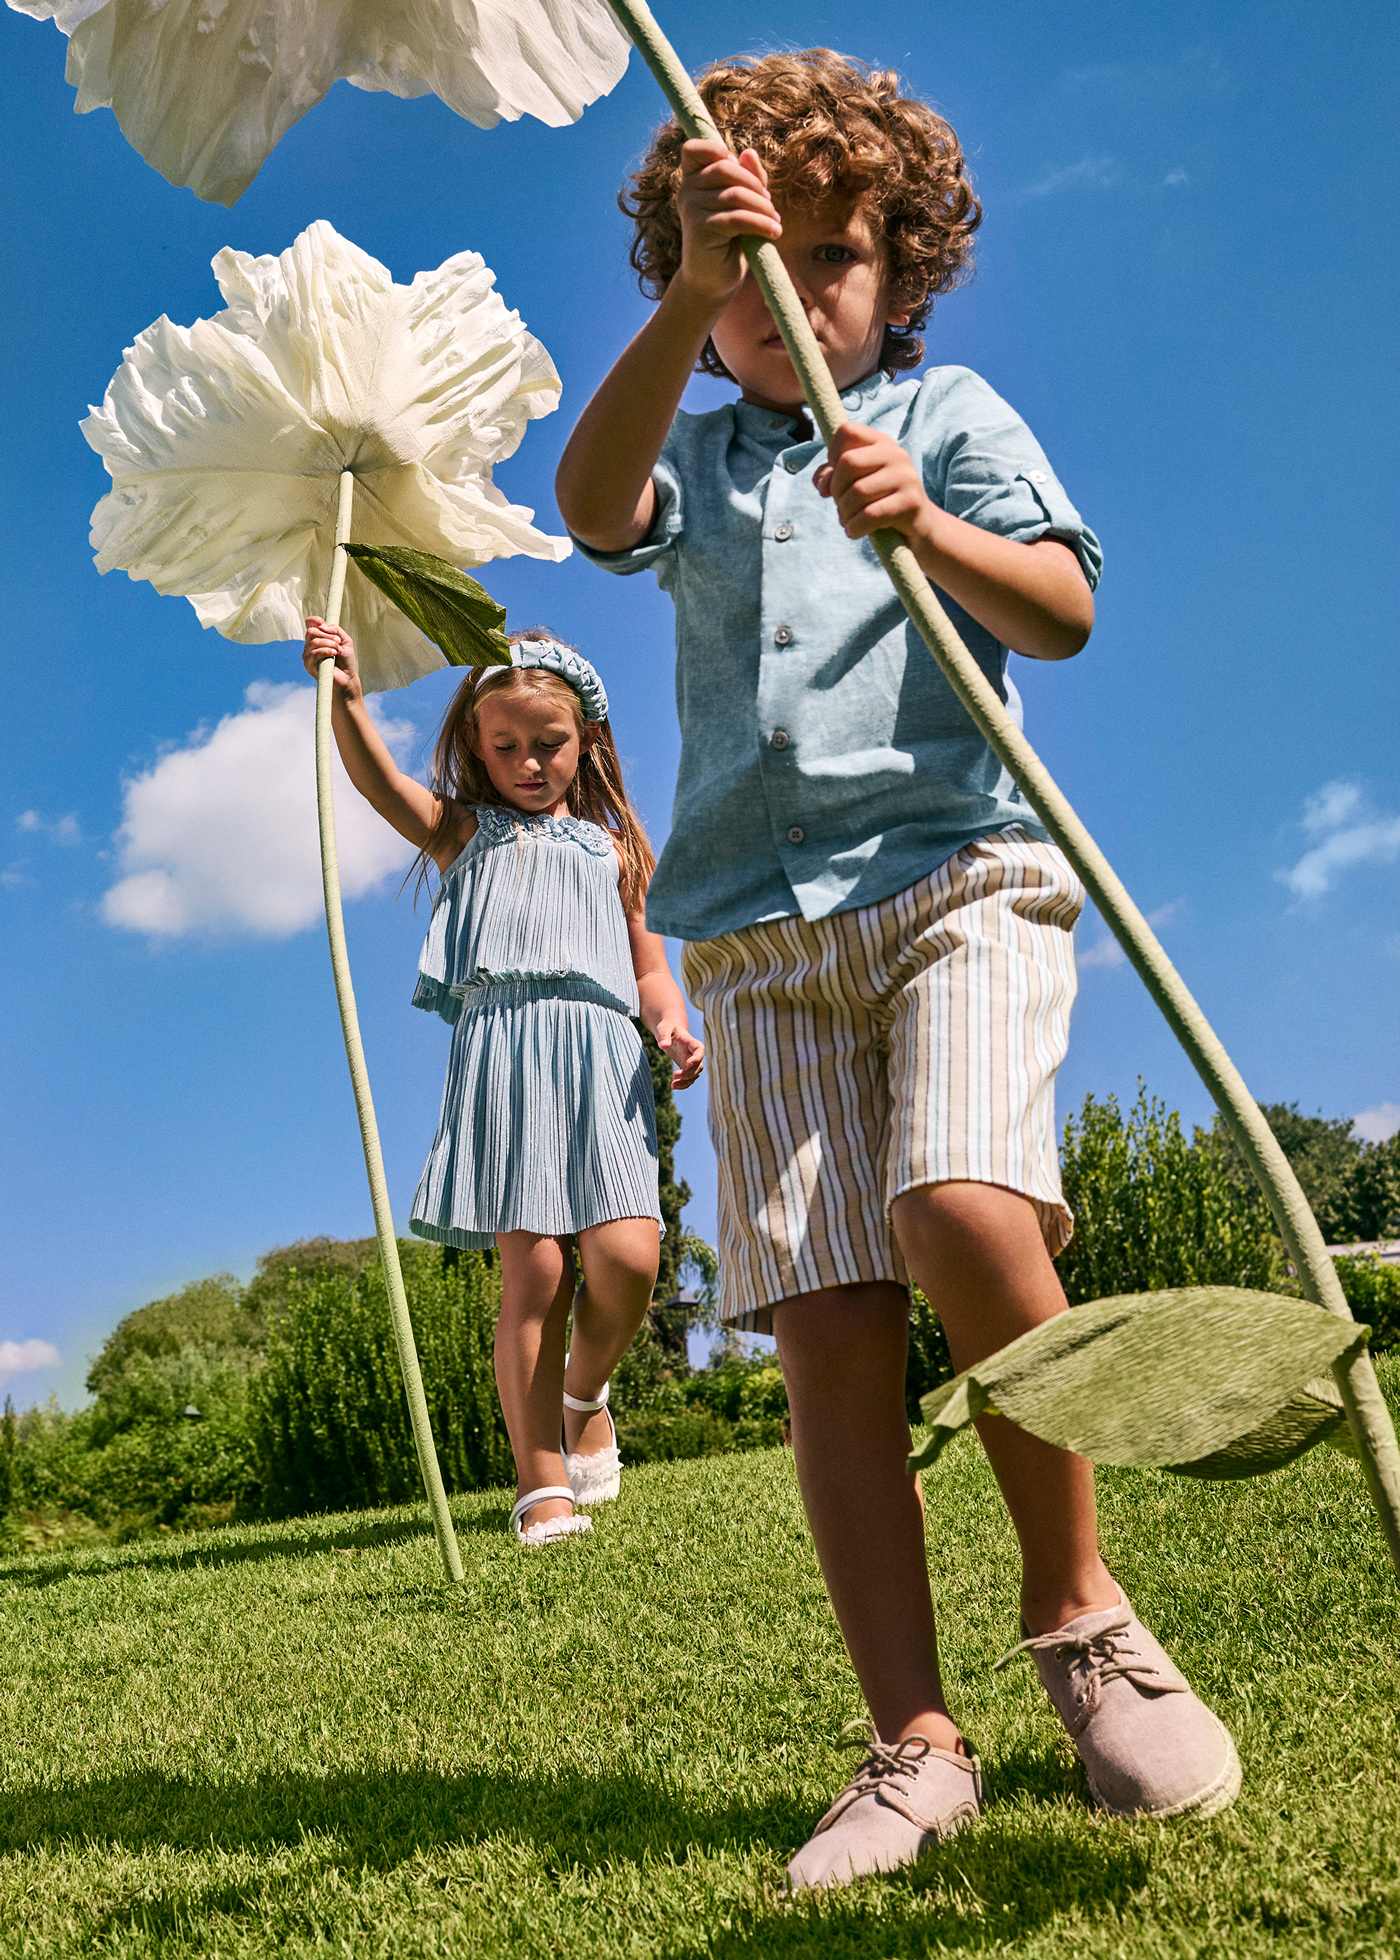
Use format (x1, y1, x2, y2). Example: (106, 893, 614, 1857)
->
(0, 1762, 804, 1872)
(0, 1504, 509, 1590)
(659, 1820, 1154, 1957)
(4, 1752, 1153, 1953)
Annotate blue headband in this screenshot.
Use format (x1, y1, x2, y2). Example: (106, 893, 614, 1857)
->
(507, 637, 609, 722)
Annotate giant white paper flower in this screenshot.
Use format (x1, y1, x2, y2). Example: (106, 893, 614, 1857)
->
(82, 219, 568, 692)
(9, 0, 630, 203)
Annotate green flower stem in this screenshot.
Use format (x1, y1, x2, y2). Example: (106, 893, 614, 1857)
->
(314, 468, 464, 1584)
(605, 0, 1400, 1575)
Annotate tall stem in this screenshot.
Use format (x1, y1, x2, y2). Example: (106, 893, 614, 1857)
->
(604, 0, 1400, 1575)
(315, 469, 464, 1583)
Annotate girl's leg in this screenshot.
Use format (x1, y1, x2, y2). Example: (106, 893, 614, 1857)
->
(495, 1230, 576, 1525)
(890, 1180, 1116, 1633)
(563, 1217, 660, 1456)
(772, 1279, 961, 1754)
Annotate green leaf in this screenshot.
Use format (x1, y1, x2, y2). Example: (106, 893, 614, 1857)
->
(908, 1287, 1367, 1480)
(343, 545, 509, 669)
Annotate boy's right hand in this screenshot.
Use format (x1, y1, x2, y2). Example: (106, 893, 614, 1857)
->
(675, 138, 783, 308)
(303, 618, 363, 703)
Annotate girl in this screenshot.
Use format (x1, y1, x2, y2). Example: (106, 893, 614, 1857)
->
(302, 618, 704, 1547)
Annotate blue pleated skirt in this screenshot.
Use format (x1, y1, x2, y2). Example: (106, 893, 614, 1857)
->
(409, 976, 661, 1250)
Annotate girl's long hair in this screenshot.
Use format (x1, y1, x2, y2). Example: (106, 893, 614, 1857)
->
(413, 628, 656, 915)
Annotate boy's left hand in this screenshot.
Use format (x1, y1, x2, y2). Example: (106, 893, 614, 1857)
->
(657, 1022, 705, 1090)
(815, 423, 940, 549)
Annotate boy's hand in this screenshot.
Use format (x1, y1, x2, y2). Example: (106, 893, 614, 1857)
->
(303, 617, 363, 703)
(815, 424, 941, 550)
(675, 138, 782, 308)
(657, 1021, 705, 1090)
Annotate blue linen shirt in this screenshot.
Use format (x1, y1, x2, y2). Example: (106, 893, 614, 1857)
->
(575, 365, 1102, 943)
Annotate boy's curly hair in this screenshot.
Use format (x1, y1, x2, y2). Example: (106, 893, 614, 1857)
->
(621, 49, 981, 380)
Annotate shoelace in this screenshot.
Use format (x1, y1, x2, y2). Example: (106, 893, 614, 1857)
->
(992, 1612, 1167, 1695)
(837, 1720, 933, 1798)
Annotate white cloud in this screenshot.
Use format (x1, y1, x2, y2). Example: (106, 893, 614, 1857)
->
(1059, 49, 1232, 100)
(1080, 900, 1184, 972)
(0, 1338, 61, 1385)
(1353, 1102, 1400, 1146)
(1301, 779, 1365, 836)
(16, 809, 81, 844)
(1278, 779, 1400, 899)
(1021, 156, 1122, 201)
(0, 864, 31, 891)
(101, 682, 419, 940)
(1164, 167, 1190, 188)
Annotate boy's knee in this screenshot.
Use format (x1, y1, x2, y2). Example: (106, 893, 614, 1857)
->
(892, 1179, 1041, 1256)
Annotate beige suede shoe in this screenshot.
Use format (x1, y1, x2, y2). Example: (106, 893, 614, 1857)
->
(785, 1728, 983, 1893)
(997, 1592, 1241, 1819)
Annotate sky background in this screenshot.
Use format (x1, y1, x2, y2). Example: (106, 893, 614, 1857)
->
(3, 1, 1398, 1412)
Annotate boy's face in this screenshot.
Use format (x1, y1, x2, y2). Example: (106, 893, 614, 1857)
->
(709, 193, 906, 412)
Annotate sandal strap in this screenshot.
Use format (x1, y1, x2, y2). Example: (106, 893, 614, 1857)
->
(511, 1485, 576, 1527)
(561, 1354, 610, 1413)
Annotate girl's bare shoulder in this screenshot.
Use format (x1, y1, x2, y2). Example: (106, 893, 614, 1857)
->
(431, 801, 478, 874)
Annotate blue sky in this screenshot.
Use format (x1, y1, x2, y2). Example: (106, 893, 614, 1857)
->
(3, 1, 1398, 1412)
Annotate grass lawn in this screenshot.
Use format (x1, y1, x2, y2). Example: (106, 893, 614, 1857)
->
(3, 1364, 1398, 1959)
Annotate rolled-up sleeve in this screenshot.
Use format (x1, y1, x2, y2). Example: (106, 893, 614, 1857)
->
(569, 446, 685, 577)
(920, 368, 1103, 591)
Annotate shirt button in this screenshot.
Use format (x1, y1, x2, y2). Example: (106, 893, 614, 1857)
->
(774, 520, 794, 542)
(784, 456, 800, 473)
(770, 728, 790, 750)
(773, 624, 793, 647)
(787, 825, 805, 845)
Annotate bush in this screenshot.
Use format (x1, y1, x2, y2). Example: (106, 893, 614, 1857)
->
(1057, 1082, 1290, 1306)
(249, 1242, 511, 1517)
(1334, 1253, 1400, 1353)
(86, 1274, 260, 1398)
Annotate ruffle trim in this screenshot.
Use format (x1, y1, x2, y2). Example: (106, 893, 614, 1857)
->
(412, 968, 634, 1022)
(471, 802, 615, 858)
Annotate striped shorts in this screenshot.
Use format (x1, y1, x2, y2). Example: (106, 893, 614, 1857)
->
(681, 828, 1086, 1332)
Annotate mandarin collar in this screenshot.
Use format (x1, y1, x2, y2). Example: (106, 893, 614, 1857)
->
(731, 368, 893, 441)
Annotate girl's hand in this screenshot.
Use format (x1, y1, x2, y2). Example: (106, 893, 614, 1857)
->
(657, 1022, 705, 1091)
(302, 617, 363, 702)
(675, 138, 783, 308)
(815, 424, 941, 549)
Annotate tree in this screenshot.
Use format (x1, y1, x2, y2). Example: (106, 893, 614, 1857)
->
(1342, 1132, 1400, 1243)
(640, 1022, 695, 1366)
(85, 1273, 260, 1399)
(1057, 1082, 1289, 1306)
(0, 1397, 15, 1520)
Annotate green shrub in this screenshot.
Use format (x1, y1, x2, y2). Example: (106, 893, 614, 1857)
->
(86, 1274, 260, 1398)
(906, 1291, 955, 1420)
(1057, 1082, 1289, 1306)
(1334, 1253, 1400, 1353)
(618, 1408, 740, 1463)
(248, 1243, 510, 1517)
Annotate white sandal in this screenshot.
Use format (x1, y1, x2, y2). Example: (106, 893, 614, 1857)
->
(510, 1484, 592, 1547)
(562, 1357, 622, 1507)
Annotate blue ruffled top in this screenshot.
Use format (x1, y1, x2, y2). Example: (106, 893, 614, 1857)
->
(413, 803, 639, 1025)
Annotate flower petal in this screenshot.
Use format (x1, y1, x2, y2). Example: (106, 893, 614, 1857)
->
(84, 220, 569, 687)
(348, 0, 630, 131)
(211, 222, 399, 454)
(18, 0, 629, 204)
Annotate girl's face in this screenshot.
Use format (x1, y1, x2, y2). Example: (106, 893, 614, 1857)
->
(472, 684, 589, 816)
(709, 193, 909, 413)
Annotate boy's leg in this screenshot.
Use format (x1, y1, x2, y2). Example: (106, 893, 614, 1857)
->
(684, 919, 983, 1890)
(890, 1180, 1115, 1632)
(565, 1217, 660, 1455)
(884, 834, 1239, 1817)
(772, 1278, 959, 1752)
(495, 1230, 576, 1523)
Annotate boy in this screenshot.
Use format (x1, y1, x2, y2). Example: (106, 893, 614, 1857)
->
(556, 49, 1238, 1890)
